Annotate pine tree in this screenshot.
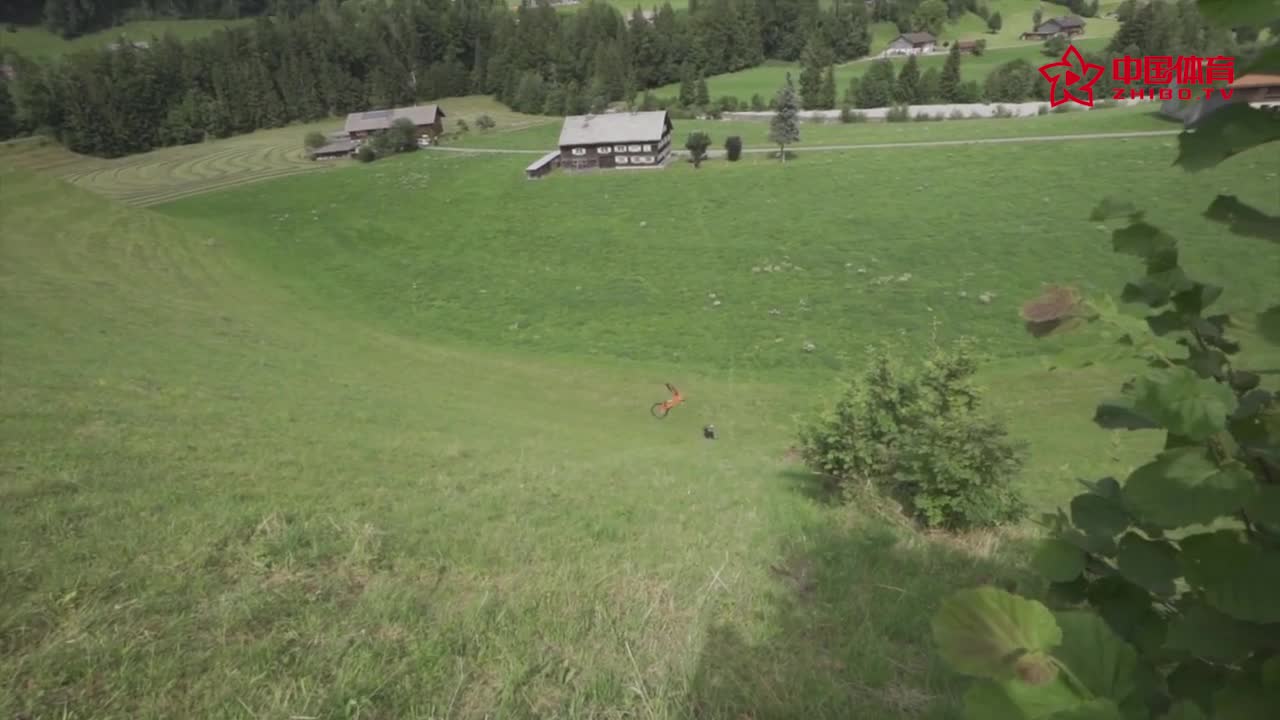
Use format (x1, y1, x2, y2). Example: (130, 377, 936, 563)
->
(919, 66, 940, 103)
(0, 82, 17, 140)
(679, 62, 697, 107)
(696, 75, 710, 106)
(856, 59, 895, 108)
(819, 65, 836, 110)
(939, 42, 963, 102)
(894, 54, 920, 104)
(798, 36, 832, 110)
(768, 72, 800, 163)
(562, 80, 584, 116)
(1033, 8, 1043, 29)
(987, 11, 1002, 32)
(542, 83, 565, 116)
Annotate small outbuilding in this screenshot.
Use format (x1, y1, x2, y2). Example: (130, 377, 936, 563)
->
(885, 32, 936, 56)
(525, 151, 561, 179)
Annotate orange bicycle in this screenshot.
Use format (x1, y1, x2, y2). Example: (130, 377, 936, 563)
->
(651, 383, 684, 419)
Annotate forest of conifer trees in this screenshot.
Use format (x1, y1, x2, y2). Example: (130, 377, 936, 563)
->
(0, 0, 1263, 159)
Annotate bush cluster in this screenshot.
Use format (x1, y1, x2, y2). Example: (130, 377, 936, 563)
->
(798, 342, 1027, 529)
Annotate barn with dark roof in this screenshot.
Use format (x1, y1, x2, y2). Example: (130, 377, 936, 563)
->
(344, 104, 446, 145)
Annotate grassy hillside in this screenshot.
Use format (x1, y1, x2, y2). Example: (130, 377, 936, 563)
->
(654, 37, 1109, 102)
(4, 98, 1277, 716)
(1, 150, 1043, 720)
(0, 19, 251, 58)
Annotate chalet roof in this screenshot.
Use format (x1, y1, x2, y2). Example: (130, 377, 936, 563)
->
(344, 104, 444, 134)
(1033, 15, 1086, 33)
(1231, 73, 1280, 89)
(106, 40, 150, 50)
(558, 111, 670, 146)
(956, 40, 979, 47)
(526, 151, 560, 172)
(896, 32, 936, 44)
(309, 139, 358, 156)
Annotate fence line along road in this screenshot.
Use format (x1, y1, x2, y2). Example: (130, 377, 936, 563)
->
(424, 129, 1181, 158)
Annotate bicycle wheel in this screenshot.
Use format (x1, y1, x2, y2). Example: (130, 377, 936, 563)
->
(651, 402, 670, 419)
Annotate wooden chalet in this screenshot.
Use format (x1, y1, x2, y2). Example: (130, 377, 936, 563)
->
(1021, 16, 1086, 40)
(344, 104, 446, 145)
(955, 39, 981, 55)
(1159, 74, 1280, 127)
(1231, 73, 1280, 106)
(884, 32, 936, 56)
(557, 111, 674, 171)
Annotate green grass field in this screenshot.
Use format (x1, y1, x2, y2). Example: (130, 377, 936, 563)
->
(3, 102, 1278, 717)
(654, 37, 1111, 102)
(0, 19, 251, 59)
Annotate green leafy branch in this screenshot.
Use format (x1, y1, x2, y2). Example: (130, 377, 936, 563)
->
(932, 3, 1280, 718)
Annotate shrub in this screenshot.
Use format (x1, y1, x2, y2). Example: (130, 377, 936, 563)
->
(992, 104, 1015, 118)
(304, 131, 327, 149)
(750, 93, 765, 111)
(475, 114, 496, 130)
(356, 145, 376, 163)
(839, 106, 867, 123)
(717, 95, 740, 112)
(1037, 104, 1049, 115)
(1042, 35, 1069, 58)
(798, 341, 1027, 529)
(455, 118, 470, 134)
(724, 135, 742, 161)
(948, 108, 966, 120)
(684, 131, 712, 167)
(885, 104, 911, 122)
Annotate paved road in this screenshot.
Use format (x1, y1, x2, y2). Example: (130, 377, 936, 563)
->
(425, 129, 1181, 158)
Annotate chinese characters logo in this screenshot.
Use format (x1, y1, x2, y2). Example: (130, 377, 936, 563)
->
(1039, 46, 1237, 107)
(1040, 45, 1104, 107)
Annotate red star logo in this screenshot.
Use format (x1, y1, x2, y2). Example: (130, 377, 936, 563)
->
(1039, 44, 1105, 108)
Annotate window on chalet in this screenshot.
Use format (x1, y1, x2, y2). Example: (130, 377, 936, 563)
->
(617, 156, 629, 164)
(571, 147, 587, 156)
(598, 146, 612, 154)
(614, 144, 627, 152)
(642, 144, 652, 152)
(628, 144, 641, 152)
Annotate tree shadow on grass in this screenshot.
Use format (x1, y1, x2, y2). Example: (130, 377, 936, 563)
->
(681, 517, 1036, 720)
(777, 467, 842, 506)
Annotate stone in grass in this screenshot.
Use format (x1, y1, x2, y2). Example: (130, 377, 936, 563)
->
(978, 291, 996, 304)
(802, 341, 816, 353)
(712, 300, 722, 307)
(897, 273, 912, 282)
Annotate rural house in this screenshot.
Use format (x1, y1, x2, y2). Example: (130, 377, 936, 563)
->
(1230, 73, 1280, 107)
(1161, 73, 1280, 127)
(344, 104, 446, 145)
(955, 39, 981, 55)
(884, 32, 936, 56)
(557, 111, 674, 171)
(1021, 16, 1086, 40)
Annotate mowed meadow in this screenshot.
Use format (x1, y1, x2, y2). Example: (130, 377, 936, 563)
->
(3, 107, 1280, 719)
